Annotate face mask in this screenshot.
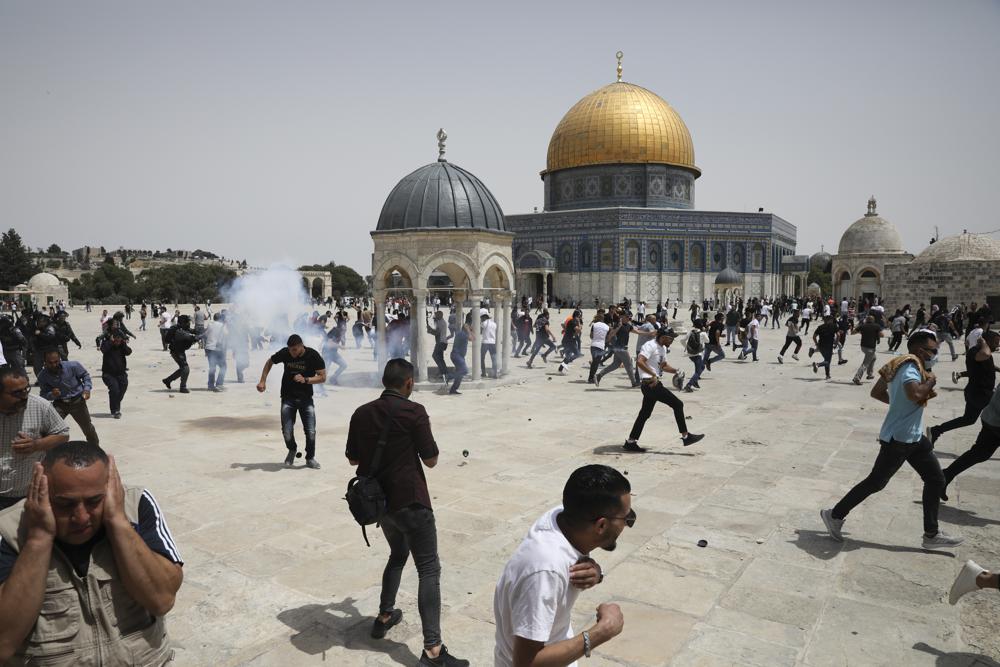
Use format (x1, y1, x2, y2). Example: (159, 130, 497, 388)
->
(924, 352, 939, 370)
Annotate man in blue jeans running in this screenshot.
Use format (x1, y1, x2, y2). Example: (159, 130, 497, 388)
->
(257, 334, 326, 469)
(346, 358, 470, 667)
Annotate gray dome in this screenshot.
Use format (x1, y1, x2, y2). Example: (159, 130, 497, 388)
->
(376, 160, 506, 232)
(913, 232, 1000, 264)
(838, 197, 905, 255)
(809, 251, 832, 272)
(715, 267, 743, 285)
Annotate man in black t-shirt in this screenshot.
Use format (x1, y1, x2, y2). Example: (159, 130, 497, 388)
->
(927, 330, 999, 446)
(257, 334, 327, 469)
(811, 316, 839, 380)
(851, 315, 883, 385)
(703, 313, 726, 371)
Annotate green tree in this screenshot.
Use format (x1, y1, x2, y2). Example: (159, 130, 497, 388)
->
(298, 261, 367, 297)
(46, 244, 62, 255)
(807, 267, 832, 296)
(135, 264, 236, 303)
(0, 229, 35, 289)
(69, 263, 141, 303)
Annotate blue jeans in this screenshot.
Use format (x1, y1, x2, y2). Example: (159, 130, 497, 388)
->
(449, 350, 467, 393)
(686, 354, 704, 388)
(702, 343, 725, 368)
(280, 398, 316, 459)
(206, 349, 227, 387)
(379, 506, 442, 649)
(725, 325, 738, 346)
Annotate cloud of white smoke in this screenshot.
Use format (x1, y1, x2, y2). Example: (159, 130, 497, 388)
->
(221, 265, 311, 346)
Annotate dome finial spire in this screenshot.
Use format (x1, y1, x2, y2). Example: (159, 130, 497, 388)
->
(616, 51, 623, 82)
(436, 128, 448, 162)
(867, 195, 877, 216)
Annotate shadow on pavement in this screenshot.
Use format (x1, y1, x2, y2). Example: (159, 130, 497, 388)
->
(932, 503, 1000, 528)
(230, 462, 289, 472)
(277, 598, 419, 666)
(791, 529, 957, 561)
(592, 444, 697, 457)
(912, 641, 1000, 666)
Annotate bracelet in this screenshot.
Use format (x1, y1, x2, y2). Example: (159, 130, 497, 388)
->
(583, 630, 591, 658)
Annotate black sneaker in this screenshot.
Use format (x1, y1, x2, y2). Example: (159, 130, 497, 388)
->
(812, 362, 818, 374)
(162, 379, 171, 390)
(370, 609, 402, 639)
(682, 433, 705, 447)
(623, 440, 647, 453)
(594, 373, 602, 387)
(179, 387, 190, 394)
(419, 644, 469, 667)
(283, 451, 296, 467)
(808, 347, 815, 357)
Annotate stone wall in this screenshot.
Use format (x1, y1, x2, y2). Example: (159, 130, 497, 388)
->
(883, 260, 1000, 312)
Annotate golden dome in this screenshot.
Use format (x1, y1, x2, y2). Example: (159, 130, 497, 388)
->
(545, 81, 699, 175)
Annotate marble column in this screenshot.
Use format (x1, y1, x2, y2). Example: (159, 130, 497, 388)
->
(501, 296, 512, 377)
(374, 292, 387, 380)
(470, 293, 482, 381)
(412, 289, 427, 383)
(453, 291, 465, 379)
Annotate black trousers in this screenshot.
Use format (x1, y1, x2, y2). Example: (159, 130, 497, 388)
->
(164, 351, 190, 388)
(431, 342, 448, 379)
(629, 381, 686, 441)
(379, 506, 441, 649)
(780, 336, 802, 355)
(944, 420, 1000, 485)
(102, 373, 129, 414)
(832, 436, 945, 535)
(937, 389, 992, 437)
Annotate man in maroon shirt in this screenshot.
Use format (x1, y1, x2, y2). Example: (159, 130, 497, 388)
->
(345, 358, 468, 667)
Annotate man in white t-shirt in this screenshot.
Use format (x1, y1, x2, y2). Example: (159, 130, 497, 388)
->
(800, 305, 813, 334)
(587, 316, 610, 384)
(481, 312, 499, 379)
(493, 465, 631, 667)
(624, 328, 704, 451)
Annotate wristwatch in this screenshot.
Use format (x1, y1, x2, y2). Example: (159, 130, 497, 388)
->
(582, 630, 592, 658)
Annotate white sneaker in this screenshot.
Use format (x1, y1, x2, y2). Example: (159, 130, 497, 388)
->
(922, 531, 963, 549)
(820, 508, 844, 542)
(792, 354, 800, 361)
(950, 560, 986, 604)
(777, 355, 783, 364)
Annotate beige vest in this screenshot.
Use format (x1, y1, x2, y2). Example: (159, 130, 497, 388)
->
(0, 486, 174, 666)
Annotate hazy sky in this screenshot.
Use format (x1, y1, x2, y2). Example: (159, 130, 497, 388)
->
(2, 1, 998, 275)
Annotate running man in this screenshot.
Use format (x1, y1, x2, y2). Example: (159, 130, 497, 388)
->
(623, 328, 704, 452)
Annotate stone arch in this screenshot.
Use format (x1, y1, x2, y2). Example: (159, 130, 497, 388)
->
(418, 249, 477, 291)
(859, 268, 878, 278)
(482, 252, 515, 291)
(372, 254, 420, 291)
(732, 244, 745, 272)
(752, 243, 764, 271)
(581, 242, 592, 268)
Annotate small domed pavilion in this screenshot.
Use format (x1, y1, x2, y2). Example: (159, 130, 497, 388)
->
(831, 197, 912, 302)
(371, 130, 516, 383)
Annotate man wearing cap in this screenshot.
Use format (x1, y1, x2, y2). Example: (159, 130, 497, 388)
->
(623, 328, 704, 452)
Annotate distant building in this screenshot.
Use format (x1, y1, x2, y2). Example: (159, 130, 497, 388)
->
(831, 197, 912, 303)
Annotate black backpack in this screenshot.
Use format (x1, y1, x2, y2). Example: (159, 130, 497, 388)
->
(686, 329, 704, 355)
(345, 397, 398, 546)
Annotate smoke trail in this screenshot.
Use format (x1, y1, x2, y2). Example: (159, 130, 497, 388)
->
(220, 265, 313, 348)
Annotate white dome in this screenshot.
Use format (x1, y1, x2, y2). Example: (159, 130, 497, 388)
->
(837, 197, 906, 256)
(27, 272, 61, 290)
(913, 232, 1000, 264)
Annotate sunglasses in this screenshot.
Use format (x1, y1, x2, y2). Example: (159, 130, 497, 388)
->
(600, 508, 637, 528)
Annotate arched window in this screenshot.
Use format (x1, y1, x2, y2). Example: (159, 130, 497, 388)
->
(860, 270, 877, 278)
(752, 244, 764, 270)
(839, 271, 851, 281)
(599, 241, 614, 270)
(712, 242, 725, 270)
(581, 243, 592, 268)
(690, 244, 705, 271)
(732, 246, 744, 271)
(668, 242, 683, 270)
(559, 244, 573, 271)
(648, 242, 660, 270)
(625, 241, 640, 269)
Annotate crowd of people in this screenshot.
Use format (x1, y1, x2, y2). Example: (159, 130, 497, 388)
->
(0, 289, 998, 666)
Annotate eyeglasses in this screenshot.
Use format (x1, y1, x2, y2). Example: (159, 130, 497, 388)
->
(601, 508, 637, 528)
(3, 386, 31, 398)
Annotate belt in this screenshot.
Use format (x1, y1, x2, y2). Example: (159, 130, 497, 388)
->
(54, 394, 84, 404)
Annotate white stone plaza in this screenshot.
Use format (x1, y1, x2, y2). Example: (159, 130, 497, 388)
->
(51, 310, 1000, 666)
